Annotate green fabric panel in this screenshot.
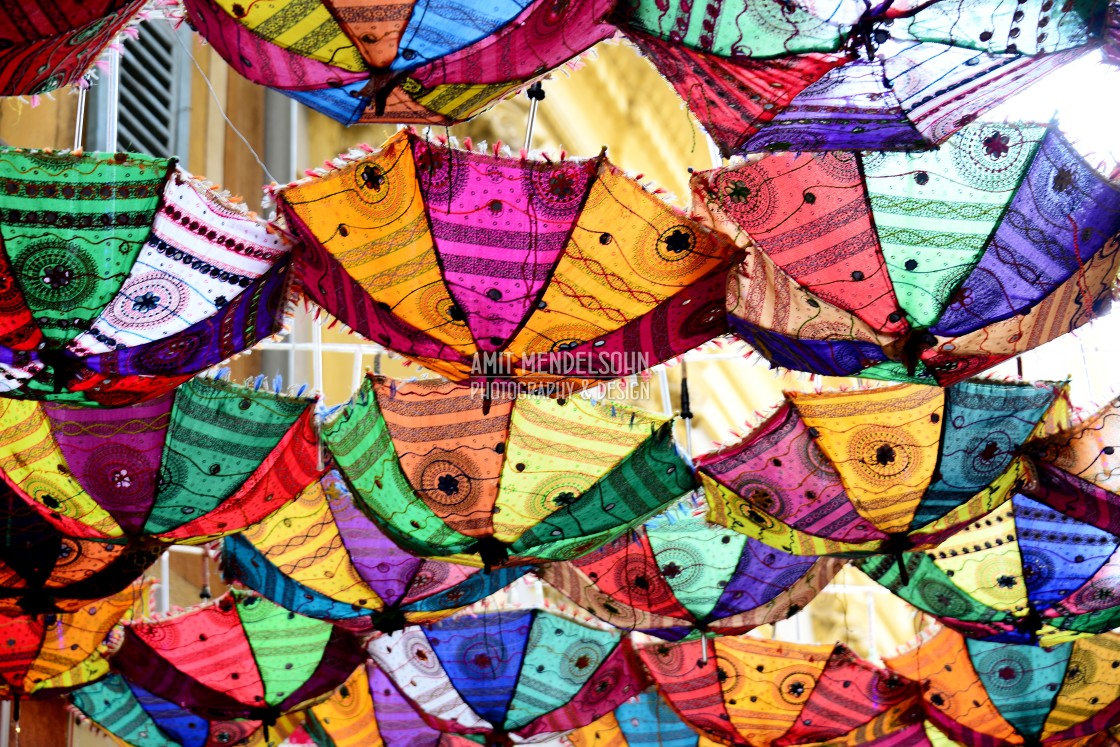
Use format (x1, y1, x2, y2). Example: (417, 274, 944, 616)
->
(967, 637, 1070, 739)
(504, 612, 620, 730)
(303, 712, 337, 747)
(647, 513, 746, 620)
(0, 149, 170, 344)
(71, 675, 175, 747)
(862, 125, 1045, 326)
(899, 0, 1101, 55)
(511, 422, 696, 559)
(856, 554, 1003, 623)
(1051, 605, 1120, 634)
(235, 592, 332, 707)
(323, 378, 473, 557)
(145, 378, 310, 534)
(857, 361, 937, 384)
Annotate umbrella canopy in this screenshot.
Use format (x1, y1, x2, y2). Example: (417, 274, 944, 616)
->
(887, 626, 1120, 746)
(541, 497, 845, 640)
(276, 129, 739, 389)
(0, 148, 293, 405)
(0, 1, 148, 96)
(183, 0, 615, 126)
(0, 580, 148, 699)
(689, 121, 1120, 385)
(0, 376, 322, 543)
(567, 689, 713, 747)
(324, 375, 696, 569)
(112, 589, 367, 723)
(223, 470, 532, 633)
(857, 492, 1120, 645)
(637, 635, 924, 746)
(0, 481, 160, 614)
(698, 379, 1062, 564)
(367, 607, 647, 742)
(617, 0, 1101, 155)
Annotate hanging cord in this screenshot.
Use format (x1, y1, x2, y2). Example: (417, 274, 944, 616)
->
(199, 552, 213, 600)
(699, 628, 709, 665)
(680, 360, 694, 457)
(523, 82, 545, 152)
(72, 87, 87, 151)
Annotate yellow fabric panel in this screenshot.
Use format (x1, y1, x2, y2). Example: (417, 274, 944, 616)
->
(1044, 398, 1120, 496)
(924, 721, 968, 747)
(567, 712, 628, 747)
(406, 79, 525, 122)
(910, 460, 1025, 543)
(1043, 635, 1120, 739)
(0, 400, 120, 537)
(212, 0, 366, 71)
(930, 501, 1026, 615)
(309, 665, 383, 747)
(790, 385, 944, 534)
(716, 636, 833, 747)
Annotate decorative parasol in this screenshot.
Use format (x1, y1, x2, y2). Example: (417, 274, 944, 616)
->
(182, 0, 615, 126)
(637, 635, 924, 746)
(566, 689, 711, 747)
(275, 129, 739, 389)
(0, 375, 322, 543)
(698, 379, 1063, 576)
(323, 375, 696, 569)
(367, 606, 647, 743)
(617, 0, 1101, 155)
(541, 496, 845, 640)
(690, 121, 1120, 385)
(111, 589, 367, 724)
(223, 470, 532, 634)
(0, 148, 294, 405)
(887, 625, 1120, 746)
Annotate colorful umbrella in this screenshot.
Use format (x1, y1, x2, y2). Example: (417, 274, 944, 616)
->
(276, 129, 739, 389)
(367, 607, 647, 742)
(183, 0, 615, 126)
(637, 635, 924, 746)
(0, 1, 149, 96)
(324, 375, 696, 569)
(0, 148, 293, 405)
(689, 121, 1120, 384)
(112, 589, 367, 723)
(1, 481, 160, 614)
(857, 491, 1120, 645)
(566, 690, 713, 747)
(541, 497, 845, 640)
(618, 0, 1100, 155)
(0, 580, 149, 699)
(0, 375, 322, 543)
(222, 470, 532, 634)
(887, 626, 1120, 746)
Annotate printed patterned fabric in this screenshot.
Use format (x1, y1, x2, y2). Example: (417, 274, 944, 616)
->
(698, 379, 1063, 558)
(857, 492, 1120, 646)
(616, 0, 1102, 155)
(0, 1, 148, 95)
(691, 121, 1120, 384)
(367, 607, 646, 740)
(323, 374, 697, 568)
(887, 626, 1120, 746)
(112, 589, 367, 722)
(182, 0, 616, 126)
(0, 376, 322, 543)
(70, 673, 263, 747)
(0, 580, 149, 699)
(541, 497, 845, 640)
(637, 635, 923, 746)
(277, 129, 739, 389)
(0, 148, 294, 405)
(223, 470, 532, 634)
(0, 481, 160, 614)
(567, 689, 713, 747)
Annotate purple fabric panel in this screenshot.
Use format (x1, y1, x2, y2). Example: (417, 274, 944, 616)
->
(367, 664, 445, 747)
(1027, 464, 1120, 536)
(727, 315, 894, 379)
(708, 536, 817, 620)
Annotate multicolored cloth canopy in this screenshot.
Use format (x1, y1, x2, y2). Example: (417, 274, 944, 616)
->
(566, 690, 713, 747)
(0, 1, 148, 95)
(1, 481, 159, 614)
(324, 375, 696, 568)
(0, 148, 293, 405)
(617, 0, 1100, 155)
(699, 380, 1063, 563)
(858, 492, 1120, 646)
(183, 0, 615, 126)
(277, 130, 739, 389)
(223, 470, 531, 633)
(0, 376, 321, 543)
(367, 607, 646, 741)
(638, 636, 924, 746)
(112, 589, 367, 723)
(690, 122, 1120, 385)
(0, 580, 148, 699)
(888, 626, 1120, 746)
(541, 497, 844, 640)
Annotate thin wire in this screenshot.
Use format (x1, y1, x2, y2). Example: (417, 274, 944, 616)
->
(72, 86, 87, 151)
(103, 47, 119, 151)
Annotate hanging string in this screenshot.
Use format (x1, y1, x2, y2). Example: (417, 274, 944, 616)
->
(72, 87, 87, 151)
(699, 628, 709, 665)
(200, 552, 213, 600)
(680, 360, 694, 457)
(103, 47, 119, 151)
(523, 82, 545, 152)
